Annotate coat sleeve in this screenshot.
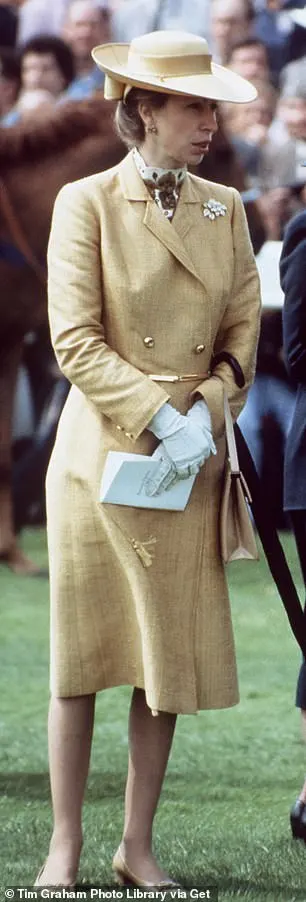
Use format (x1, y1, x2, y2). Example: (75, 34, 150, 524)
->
(280, 212, 306, 386)
(47, 181, 170, 441)
(190, 188, 261, 438)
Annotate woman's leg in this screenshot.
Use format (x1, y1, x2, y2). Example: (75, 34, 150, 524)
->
(119, 687, 177, 882)
(36, 693, 95, 885)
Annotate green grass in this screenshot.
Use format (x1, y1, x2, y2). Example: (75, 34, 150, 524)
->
(1, 528, 306, 901)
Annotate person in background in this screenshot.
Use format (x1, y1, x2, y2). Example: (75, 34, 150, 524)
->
(280, 198, 306, 844)
(17, 0, 71, 43)
(61, 0, 112, 99)
(237, 306, 296, 515)
(20, 34, 75, 94)
(227, 37, 271, 84)
(261, 73, 306, 188)
(222, 79, 279, 186)
(223, 65, 306, 237)
(267, 36, 306, 143)
(35, 29, 260, 889)
(210, 0, 255, 64)
(111, 0, 211, 43)
(224, 79, 278, 158)
(0, 46, 21, 118)
(254, 0, 306, 84)
(276, 65, 306, 177)
(281, 54, 306, 98)
(1, 33, 75, 124)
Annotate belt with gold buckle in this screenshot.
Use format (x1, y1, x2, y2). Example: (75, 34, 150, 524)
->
(148, 372, 210, 383)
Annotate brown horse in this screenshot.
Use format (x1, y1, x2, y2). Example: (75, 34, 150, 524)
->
(0, 96, 265, 574)
(0, 96, 125, 574)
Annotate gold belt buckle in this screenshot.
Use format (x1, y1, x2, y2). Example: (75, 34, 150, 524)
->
(148, 372, 210, 383)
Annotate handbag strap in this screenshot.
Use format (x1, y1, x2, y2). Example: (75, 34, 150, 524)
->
(224, 392, 240, 475)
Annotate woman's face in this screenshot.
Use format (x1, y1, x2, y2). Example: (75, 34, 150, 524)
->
(21, 52, 65, 96)
(278, 98, 306, 141)
(231, 95, 274, 132)
(139, 94, 219, 168)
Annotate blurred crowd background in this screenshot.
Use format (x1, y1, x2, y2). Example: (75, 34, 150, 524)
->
(1, 0, 306, 538)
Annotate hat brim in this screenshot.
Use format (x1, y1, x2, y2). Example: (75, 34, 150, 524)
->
(91, 43, 257, 103)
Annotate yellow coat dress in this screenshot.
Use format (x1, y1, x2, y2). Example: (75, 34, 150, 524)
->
(46, 150, 261, 713)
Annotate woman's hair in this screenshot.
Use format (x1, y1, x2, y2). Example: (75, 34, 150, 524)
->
(115, 88, 169, 148)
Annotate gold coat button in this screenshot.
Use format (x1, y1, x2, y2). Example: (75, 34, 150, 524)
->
(143, 336, 155, 348)
(194, 343, 205, 354)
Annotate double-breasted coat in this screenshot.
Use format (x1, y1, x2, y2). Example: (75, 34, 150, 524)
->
(280, 211, 306, 511)
(46, 150, 261, 714)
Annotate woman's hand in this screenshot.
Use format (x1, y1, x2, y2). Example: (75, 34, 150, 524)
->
(145, 401, 216, 495)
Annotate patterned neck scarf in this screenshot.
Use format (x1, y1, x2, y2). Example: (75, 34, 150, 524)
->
(133, 146, 186, 221)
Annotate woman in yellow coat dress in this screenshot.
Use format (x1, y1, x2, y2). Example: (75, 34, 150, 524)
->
(37, 30, 261, 888)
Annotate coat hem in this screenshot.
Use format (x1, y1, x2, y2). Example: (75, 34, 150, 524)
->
(50, 676, 240, 715)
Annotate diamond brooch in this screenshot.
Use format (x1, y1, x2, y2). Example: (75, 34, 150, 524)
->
(203, 199, 227, 220)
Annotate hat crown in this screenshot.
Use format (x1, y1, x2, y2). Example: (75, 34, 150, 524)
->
(129, 30, 210, 60)
(126, 31, 212, 81)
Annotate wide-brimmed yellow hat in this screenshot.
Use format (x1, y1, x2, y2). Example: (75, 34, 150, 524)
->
(92, 30, 257, 104)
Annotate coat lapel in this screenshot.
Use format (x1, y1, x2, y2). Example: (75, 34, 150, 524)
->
(143, 202, 208, 287)
(118, 152, 209, 291)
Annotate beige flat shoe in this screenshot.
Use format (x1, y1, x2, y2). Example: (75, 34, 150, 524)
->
(112, 847, 180, 889)
(34, 864, 46, 887)
(34, 862, 75, 889)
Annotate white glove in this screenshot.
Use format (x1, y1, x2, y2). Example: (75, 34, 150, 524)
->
(186, 398, 213, 432)
(145, 402, 216, 496)
(147, 402, 185, 440)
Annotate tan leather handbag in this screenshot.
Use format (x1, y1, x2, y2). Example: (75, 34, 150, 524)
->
(220, 392, 259, 563)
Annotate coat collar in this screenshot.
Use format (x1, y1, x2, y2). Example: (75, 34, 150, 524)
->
(118, 151, 209, 290)
(119, 150, 200, 204)
(119, 150, 150, 201)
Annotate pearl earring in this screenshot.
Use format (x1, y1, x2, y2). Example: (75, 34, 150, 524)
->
(147, 124, 158, 134)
